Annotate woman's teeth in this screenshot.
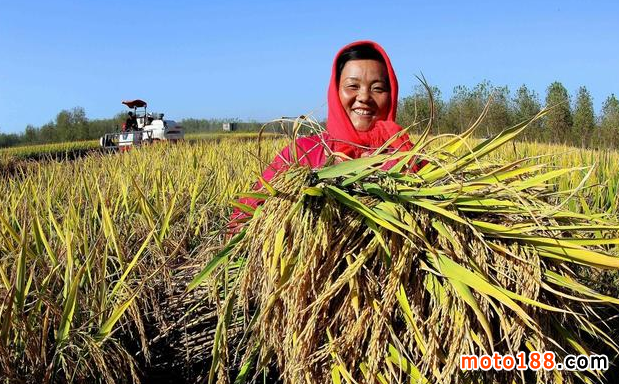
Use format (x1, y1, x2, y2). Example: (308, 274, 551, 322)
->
(353, 109, 373, 116)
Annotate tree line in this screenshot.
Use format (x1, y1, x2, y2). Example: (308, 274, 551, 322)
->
(1, 81, 618, 149)
(397, 81, 619, 149)
(0, 108, 126, 148)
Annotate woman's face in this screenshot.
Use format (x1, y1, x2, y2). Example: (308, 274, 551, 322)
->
(338, 59, 391, 132)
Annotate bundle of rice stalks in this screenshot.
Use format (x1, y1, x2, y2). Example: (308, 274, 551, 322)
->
(189, 110, 619, 384)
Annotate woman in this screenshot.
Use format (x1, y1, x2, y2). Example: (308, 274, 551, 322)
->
(230, 40, 424, 227)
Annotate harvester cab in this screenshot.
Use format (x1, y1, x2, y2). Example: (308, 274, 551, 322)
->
(99, 99, 184, 150)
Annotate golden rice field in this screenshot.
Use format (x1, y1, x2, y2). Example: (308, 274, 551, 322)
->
(2, 134, 618, 214)
(0, 136, 286, 382)
(2, 128, 619, 383)
(0, 140, 99, 159)
(0, 132, 283, 161)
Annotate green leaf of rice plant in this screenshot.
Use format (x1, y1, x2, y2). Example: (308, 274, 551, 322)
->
(545, 270, 619, 305)
(447, 279, 494, 348)
(33, 215, 58, 266)
(499, 234, 619, 269)
(187, 229, 246, 292)
(387, 344, 428, 384)
(230, 200, 256, 215)
(430, 252, 535, 328)
(208, 289, 238, 384)
(508, 167, 586, 191)
(14, 230, 27, 313)
(95, 290, 139, 342)
(157, 193, 177, 243)
(233, 343, 259, 384)
(109, 230, 155, 302)
(317, 154, 391, 179)
(258, 175, 279, 197)
(396, 285, 427, 355)
(56, 261, 88, 346)
(97, 186, 125, 266)
(326, 186, 405, 235)
(236, 192, 270, 200)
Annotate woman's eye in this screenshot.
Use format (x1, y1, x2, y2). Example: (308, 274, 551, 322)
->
(346, 84, 359, 90)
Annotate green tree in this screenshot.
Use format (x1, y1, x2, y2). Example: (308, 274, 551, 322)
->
(600, 94, 619, 148)
(39, 122, 56, 143)
(0, 133, 20, 148)
(70, 106, 89, 140)
(443, 81, 512, 137)
(24, 124, 38, 144)
(483, 84, 512, 137)
(512, 85, 542, 141)
(443, 84, 484, 135)
(55, 110, 73, 142)
(49, 107, 90, 142)
(397, 84, 444, 132)
(543, 82, 572, 144)
(572, 86, 595, 147)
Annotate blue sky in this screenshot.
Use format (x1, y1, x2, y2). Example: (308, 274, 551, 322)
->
(1, 0, 617, 134)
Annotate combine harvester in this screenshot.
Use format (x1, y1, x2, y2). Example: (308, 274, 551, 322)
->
(99, 99, 184, 150)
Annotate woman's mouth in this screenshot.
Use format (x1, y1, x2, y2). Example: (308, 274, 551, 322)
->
(353, 108, 374, 116)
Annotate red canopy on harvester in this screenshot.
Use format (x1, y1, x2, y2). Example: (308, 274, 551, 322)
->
(122, 99, 147, 109)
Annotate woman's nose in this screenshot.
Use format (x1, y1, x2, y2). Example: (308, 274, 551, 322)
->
(356, 88, 371, 102)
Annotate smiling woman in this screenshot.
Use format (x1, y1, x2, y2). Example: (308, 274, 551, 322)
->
(229, 40, 426, 230)
(227, 41, 426, 229)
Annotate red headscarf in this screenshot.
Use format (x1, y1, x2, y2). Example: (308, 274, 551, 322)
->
(326, 40, 412, 158)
